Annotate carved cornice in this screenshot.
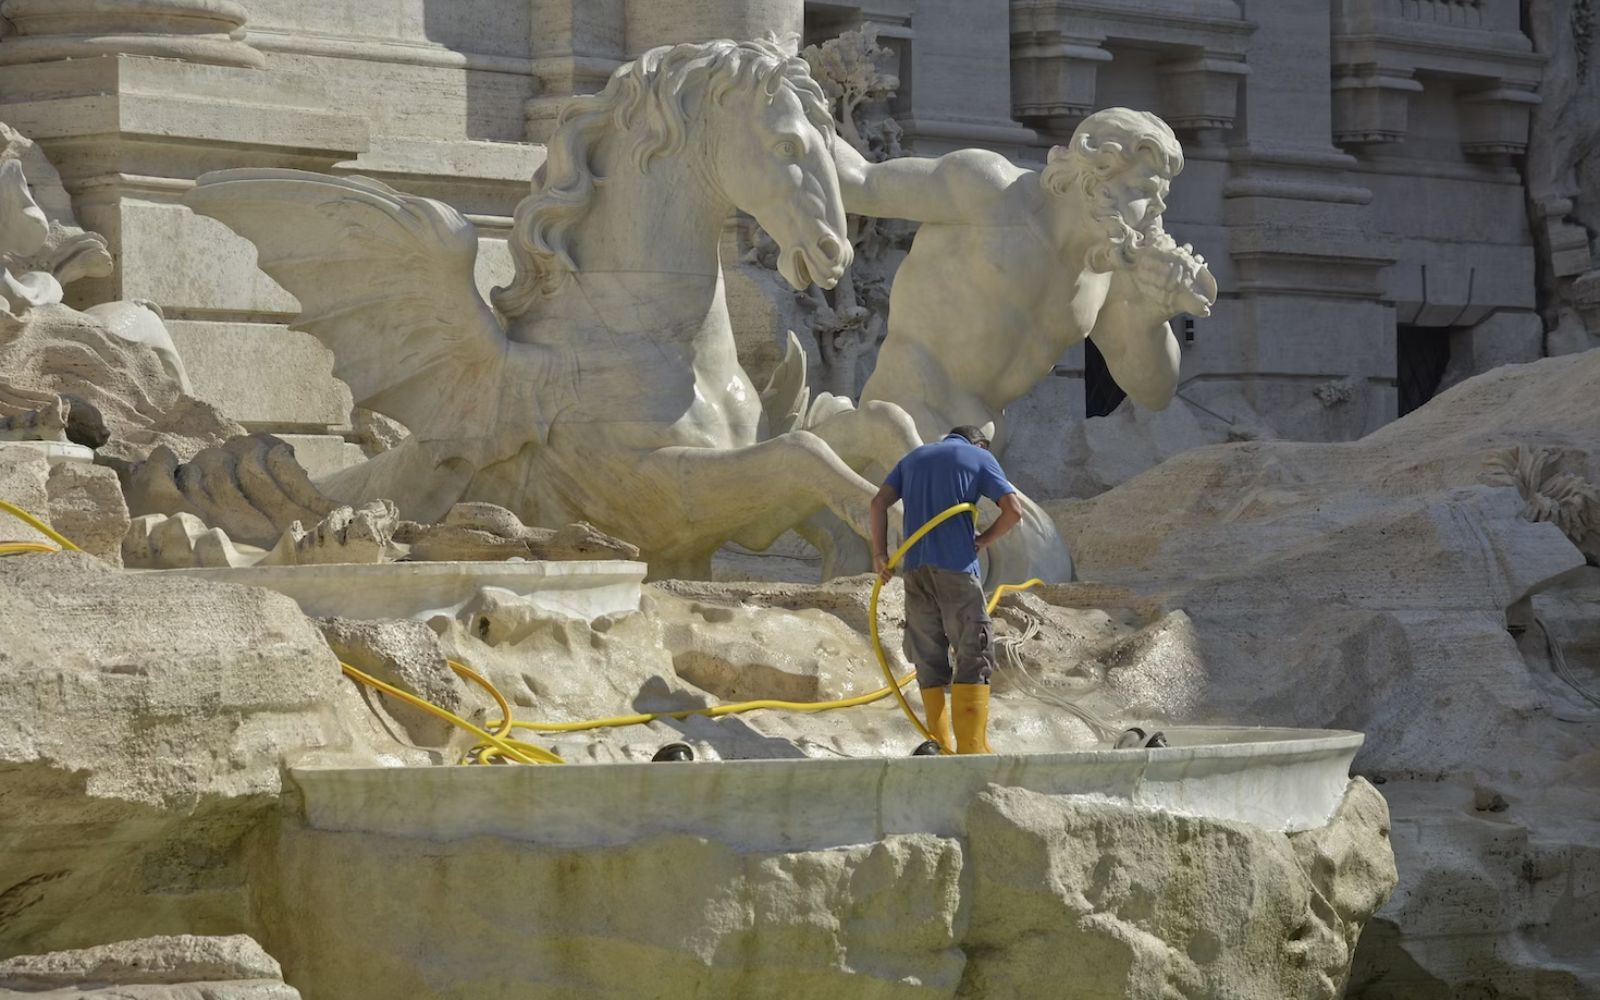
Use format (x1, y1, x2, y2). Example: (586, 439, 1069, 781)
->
(0, 0, 263, 69)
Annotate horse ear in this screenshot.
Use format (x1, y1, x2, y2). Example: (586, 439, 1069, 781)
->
(978, 421, 996, 442)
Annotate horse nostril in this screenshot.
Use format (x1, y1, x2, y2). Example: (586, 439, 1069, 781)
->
(817, 234, 843, 265)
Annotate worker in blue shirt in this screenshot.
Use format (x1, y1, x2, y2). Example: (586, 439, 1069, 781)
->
(870, 426, 1023, 754)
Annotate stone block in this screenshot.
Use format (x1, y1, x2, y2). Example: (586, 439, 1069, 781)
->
(0, 444, 51, 545)
(166, 322, 352, 431)
(45, 462, 129, 566)
(623, 0, 802, 56)
(276, 434, 367, 479)
(119, 202, 302, 317)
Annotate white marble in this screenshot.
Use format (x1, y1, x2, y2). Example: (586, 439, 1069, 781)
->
(291, 726, 1362, 850)
(187, 39, 892, 581)
(158, 558, 646, 622)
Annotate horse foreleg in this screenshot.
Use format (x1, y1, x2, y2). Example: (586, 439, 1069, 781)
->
(639, 431, 877, 560)
(805, 398, 926, 477)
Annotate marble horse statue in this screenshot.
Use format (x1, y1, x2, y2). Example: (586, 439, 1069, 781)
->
(187, 38, 886, 578)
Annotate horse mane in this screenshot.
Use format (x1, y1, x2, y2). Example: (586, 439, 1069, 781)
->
(494, 37, 832, 319)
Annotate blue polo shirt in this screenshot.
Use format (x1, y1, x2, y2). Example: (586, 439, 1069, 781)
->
(885, 435, 1016, 575)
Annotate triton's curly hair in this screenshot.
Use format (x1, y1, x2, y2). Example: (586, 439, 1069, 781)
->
(1040, 108, 1184, 272)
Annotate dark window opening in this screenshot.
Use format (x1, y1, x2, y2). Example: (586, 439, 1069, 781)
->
(1084, 338, 1128, 419)
(1396, 324, 1452, 417)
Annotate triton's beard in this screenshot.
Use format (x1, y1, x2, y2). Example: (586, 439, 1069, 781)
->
(1075, 174, 1165, 275)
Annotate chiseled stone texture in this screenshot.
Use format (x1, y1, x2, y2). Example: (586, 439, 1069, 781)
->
(264, 827, 967, 1000)
(255, 778, 1390, 999)
(44, 461, 128, 565)
(0, 443, 51, 544)
(959, 780, 1395, 1000)
(1048, 351, 1600, 996)
(316, 615, 469, 748)
(165, 322, 353, 432)
(0, 934, 299, 999)
(0, 552, 381, 955)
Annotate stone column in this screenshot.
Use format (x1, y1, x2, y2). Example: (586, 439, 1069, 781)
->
(624, 0, 802, 56)
(526, 0, 626, 142)
(0, 0, 263, 69)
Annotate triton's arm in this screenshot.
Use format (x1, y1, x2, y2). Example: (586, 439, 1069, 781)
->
(1086, 275, 1182, 411)
(835, 140, 1014, 225)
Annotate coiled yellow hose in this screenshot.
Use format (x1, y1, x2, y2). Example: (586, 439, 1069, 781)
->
(4, 494, 1040, 763)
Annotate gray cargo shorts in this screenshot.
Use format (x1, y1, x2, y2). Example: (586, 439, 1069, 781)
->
(901, 564, 994, 688)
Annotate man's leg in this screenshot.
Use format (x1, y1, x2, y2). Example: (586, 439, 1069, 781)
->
(901, 566, 955, 751)
(935, 568, 996, 753)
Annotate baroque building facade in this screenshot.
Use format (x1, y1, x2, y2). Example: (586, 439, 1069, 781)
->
(0, 0, 1589, 487)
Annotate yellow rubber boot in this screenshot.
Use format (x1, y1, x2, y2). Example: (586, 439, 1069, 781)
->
(921, 686, 955, 754)
(951, 683, 992, 754)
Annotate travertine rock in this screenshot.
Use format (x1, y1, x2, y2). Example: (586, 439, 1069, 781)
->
(44, 462, 128, 565)
(958, 780, 1394, 1000)
(260, 500, 399, 566)
(397, 502, 639, 562)
(250, 776, 1389, 1000)
(261, 828, 967, 1000)
(1048, 351, 1600, 996)
(0, 935, 297, 999)
(0, 305, 240, 463)
(0, 443, 50, 544)
(0, 552, 380, 953)
(316, 616, 470, 747)
(121, 512, 258, 569)
(126, 435, 338, 549)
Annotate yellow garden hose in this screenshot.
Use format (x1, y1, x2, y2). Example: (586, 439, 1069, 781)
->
(492, 502, 1042, 754)
(5, 492, 1041, 762)
(0, 499, 80, 552)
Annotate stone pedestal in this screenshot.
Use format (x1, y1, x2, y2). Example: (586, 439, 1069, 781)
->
(0, 5, 369, 455)
(0, 0, 263, 68)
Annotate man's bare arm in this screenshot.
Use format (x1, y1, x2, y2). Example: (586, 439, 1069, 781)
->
(870, 483, 898, 582)
(835, 141, 1015, 225)
(1085, 275, 1182, 411)
(976, 492, 1024, 552)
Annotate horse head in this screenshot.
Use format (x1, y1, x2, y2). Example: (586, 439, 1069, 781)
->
(696, 41, 852, 292)
(495, 37, 852, 318)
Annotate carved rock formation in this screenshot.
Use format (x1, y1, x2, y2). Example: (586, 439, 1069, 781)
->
(260, 500, 399, 567)
(0, 935, 300, 999)
(1048, 350, 1600, 997)
(396, 502, 640, 563)
(315, 616, 471, 749)
(0, 304, 239, 462)
(126, 434, 338, 549)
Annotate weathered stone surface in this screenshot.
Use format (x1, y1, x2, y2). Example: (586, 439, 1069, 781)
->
(126, 434, 338, 549)
(0, 552, 379, 955)
(260, 501, 399, 566)
(122, 512, 258, 569)
(958, 780, 1394, 1000)
(261, 824, 967, 1000)
(316, 615, 469, 747)
(397, 502, 639, 563)
(44, 461, 128, 565)
(0, 934, 295, 999)
(1048, 352, 1600, 996)
(0, 443, 50, 544)
(0, 305, 241, 463)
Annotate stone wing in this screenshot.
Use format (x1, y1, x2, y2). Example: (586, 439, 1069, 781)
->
(185, 169, 509, 453)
